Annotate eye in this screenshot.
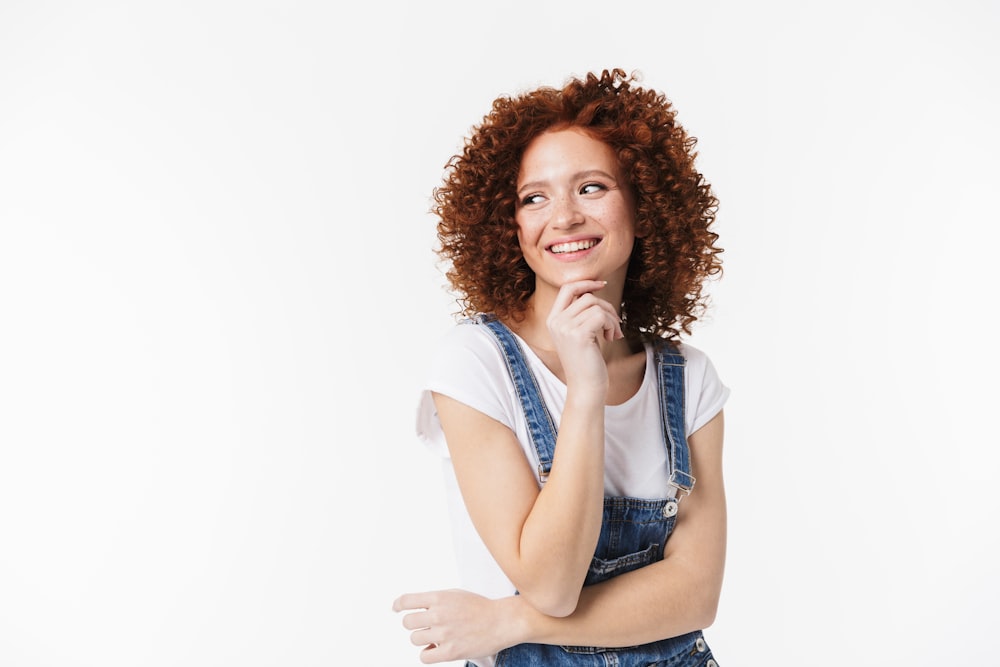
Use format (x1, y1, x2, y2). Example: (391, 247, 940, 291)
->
(520, 193, 546, 206)
(580, 182, 606, 195)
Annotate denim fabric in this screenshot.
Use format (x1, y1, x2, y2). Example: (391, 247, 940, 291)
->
(495, 630, 715, 667)
(477, 316, 718, 667)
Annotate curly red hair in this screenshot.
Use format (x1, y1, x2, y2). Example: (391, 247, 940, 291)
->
(433, 68, 722, 341)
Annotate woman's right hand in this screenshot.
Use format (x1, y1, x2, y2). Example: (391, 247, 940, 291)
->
(545, 279, 623, 398)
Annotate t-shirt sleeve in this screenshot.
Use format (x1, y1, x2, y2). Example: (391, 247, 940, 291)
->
(679, 343, 730, 436)
(415, 322, 517, 458)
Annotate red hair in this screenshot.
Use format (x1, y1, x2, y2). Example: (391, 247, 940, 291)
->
(433, 68, 722, 341)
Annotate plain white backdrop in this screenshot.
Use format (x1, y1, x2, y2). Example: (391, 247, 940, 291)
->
(1, 1, 997, 665)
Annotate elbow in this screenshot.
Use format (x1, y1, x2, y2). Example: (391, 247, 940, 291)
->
(540, 597, 579, 619)
(519, 587, 581, 618)
(512, 563, 587, 618)
(698, 597, 720, 629)
(693, 583, 722, 630)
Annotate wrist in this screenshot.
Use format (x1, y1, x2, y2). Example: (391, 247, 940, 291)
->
(565, 385, 607, 405)
(499, 595, 540, 646)
(563, 387, 608, 418)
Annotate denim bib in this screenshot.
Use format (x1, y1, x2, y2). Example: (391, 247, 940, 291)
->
(476, 316, 718, 667)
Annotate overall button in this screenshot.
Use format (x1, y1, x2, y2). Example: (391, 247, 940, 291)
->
(706, 660, 718, 667)
(695, 637, 706, 652)
(662, 500, 678, 517)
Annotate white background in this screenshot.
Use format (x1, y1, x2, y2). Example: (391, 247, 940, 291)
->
(1, 1, 997, 665)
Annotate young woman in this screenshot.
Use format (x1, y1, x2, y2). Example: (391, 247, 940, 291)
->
(395, 68, 728, 667)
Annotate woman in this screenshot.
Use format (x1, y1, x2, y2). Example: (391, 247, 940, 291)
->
(395, 68, 728, 667)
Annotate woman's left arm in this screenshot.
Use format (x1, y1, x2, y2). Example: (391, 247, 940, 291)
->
(394, 411, 727, 663)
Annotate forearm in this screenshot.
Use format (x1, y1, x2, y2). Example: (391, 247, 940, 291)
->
(510, 553, 721, 648)
(392, 559, 720, 667)
(436, 389, 608, 618)
(515, 391, 606, 615)
(508, 413, 728, 648)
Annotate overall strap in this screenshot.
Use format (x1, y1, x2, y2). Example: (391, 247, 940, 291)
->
(655, 341, 696, 498)
(476, 315, 557, 482)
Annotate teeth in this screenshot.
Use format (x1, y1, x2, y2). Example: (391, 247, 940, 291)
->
(550, 239, 598, 254)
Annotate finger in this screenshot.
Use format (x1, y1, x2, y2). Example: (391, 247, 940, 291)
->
(603, 316, 618, 342)
(559, 295, 621, 339)
(603, 315, 623, 342)
(421, 637, 459, 665)
(580, 303, 622, 344)
(553, 300, 620, 345)
(551, 279, 609, 313)
(392, 592, 432, 612)
(559, 291, 620, 322)
(401, 610, 432, 630)
(603, 306, 624, 341)
(410, 628, 435, 647)
(419, 643, 447, 664)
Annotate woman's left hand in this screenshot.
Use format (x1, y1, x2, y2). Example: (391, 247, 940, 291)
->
(393, 589, 527, 663)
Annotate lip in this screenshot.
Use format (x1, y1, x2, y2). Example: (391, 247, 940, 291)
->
(545, 235, 603, 257)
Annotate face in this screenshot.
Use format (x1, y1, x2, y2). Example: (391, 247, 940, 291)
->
(515, 128, 637, 295)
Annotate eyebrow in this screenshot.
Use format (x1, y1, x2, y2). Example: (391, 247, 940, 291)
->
(516, 170, 619, 196)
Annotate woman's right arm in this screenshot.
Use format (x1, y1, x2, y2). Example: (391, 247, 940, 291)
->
(435, 387, 604, 618)
(437, 282, 621, 617)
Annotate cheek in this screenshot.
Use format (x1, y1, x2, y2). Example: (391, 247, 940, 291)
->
(602, 204, 638, 250)
(515, 214, 542, 247)
(597, 202, 636, 233)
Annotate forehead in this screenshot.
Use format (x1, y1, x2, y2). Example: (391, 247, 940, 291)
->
(518, 128, 619, 178)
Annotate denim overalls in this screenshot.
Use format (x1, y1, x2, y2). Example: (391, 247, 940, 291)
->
(477, 316, 719, 667)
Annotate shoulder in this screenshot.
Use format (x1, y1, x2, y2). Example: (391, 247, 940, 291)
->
(431, 317, 506, 366)
(675, 341, 730, 435)
(425, 317, 514, 401)
(674, 341, 726, 389)
(420, 318, 518, 445)
(650, 340, 714, 374)
(675, 342, 713, 373)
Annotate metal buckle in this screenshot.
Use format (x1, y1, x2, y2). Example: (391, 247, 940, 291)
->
(668, 481, 694, 500)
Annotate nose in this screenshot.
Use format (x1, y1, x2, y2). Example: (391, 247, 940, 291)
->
(550, 193, 584, 229)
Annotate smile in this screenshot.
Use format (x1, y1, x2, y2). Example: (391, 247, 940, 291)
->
(549, 239, 600, 254)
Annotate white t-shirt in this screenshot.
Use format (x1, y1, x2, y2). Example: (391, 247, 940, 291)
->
(415, 320, 729, 601)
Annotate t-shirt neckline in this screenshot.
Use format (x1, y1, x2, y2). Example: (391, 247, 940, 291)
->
(505, 329, 654, 410)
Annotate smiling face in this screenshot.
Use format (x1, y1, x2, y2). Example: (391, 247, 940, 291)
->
(515, 127, 637, 297)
